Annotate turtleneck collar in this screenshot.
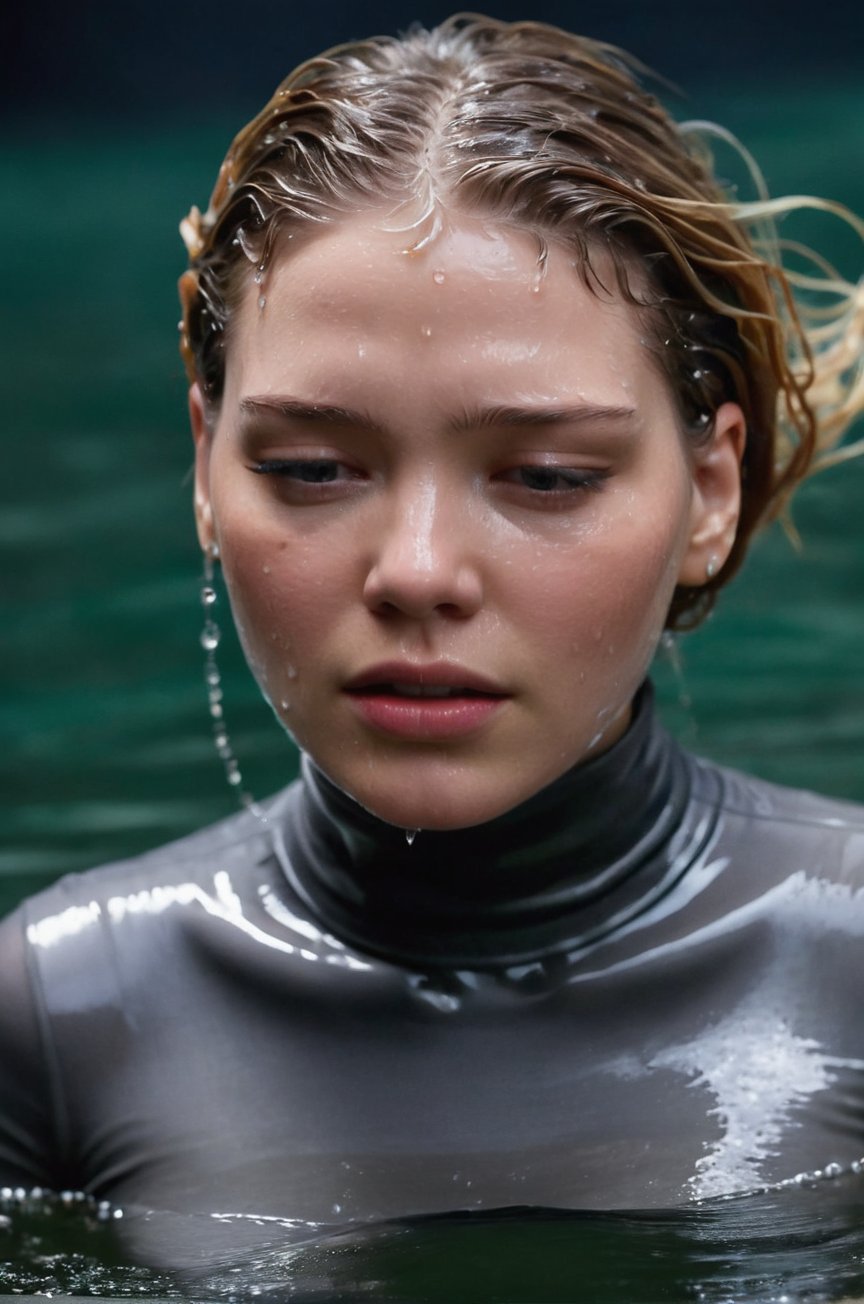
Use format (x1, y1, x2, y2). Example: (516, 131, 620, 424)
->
(274, 683, 702, 970)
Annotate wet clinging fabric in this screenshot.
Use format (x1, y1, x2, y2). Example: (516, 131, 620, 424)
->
(1, 685, 863, 1234)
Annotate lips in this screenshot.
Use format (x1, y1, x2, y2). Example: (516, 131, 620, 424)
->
(360, 682, 496, 699)
(344, 662, 509, 739)
(346, 661, 506, 694)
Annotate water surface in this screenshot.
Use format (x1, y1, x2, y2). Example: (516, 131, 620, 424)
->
(3, 1178, 864, 1302)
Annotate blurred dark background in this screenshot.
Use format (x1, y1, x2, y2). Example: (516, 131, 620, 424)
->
(2, 0, 863, 911)
(5, 0, 864, 120)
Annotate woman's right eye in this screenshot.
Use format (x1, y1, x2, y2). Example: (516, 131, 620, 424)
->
(250, 459, 347, 483)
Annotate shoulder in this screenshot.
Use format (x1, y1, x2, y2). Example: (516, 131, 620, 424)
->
(4, 785, 303, 1005)
(688, 751, 864, 887)
(1, 783, 302, 1047)
(18, 783, 298, 930)
(694, 756, 864, 829)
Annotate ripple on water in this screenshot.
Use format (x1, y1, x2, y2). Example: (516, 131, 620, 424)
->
(2, 1177, 864, 1302)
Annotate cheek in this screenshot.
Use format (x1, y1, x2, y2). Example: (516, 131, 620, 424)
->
(220, 533, 351, 675)
(525, 521, 687, 664)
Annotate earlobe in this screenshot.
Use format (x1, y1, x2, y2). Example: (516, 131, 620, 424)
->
(677, 402, 746, 587)
(189, 383, 216, 554)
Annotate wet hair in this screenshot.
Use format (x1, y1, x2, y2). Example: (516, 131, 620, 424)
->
(178, 13, 864, 629)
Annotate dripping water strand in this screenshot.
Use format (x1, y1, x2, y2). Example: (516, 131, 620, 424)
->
(660, 630, 691, 711)
(200, 553, 267, 823)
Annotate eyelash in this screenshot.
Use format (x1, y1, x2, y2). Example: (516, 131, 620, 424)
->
(497, 466, 609, 495)
(248, 459, 610, 499)
(249, 459, 356, 483)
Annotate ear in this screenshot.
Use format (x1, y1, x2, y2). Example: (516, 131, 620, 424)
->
(189, 382, 217, 555)
(677, 401, 746, 587)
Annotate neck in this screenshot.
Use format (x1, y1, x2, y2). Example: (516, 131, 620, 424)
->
(275, 684, 698, 969)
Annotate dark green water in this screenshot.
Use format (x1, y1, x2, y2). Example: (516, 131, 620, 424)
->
(3, 1178, 864, 1302)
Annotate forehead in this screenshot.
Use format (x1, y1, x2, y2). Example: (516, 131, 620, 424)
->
(223, 212, 667, 417)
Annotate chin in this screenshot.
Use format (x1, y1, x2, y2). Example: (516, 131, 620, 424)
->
(346, 773, 539, 832)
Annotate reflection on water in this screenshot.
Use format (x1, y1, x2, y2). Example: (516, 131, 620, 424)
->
(3, 1180, 864, 1302)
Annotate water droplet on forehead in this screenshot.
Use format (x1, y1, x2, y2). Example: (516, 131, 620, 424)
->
(420, 325, 432, 338)
(432, 269, 446, 285)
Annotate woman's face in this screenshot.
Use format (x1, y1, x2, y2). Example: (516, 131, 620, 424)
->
(192, 213, 742, 830)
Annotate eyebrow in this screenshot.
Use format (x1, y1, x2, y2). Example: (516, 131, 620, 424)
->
(452, 403, 638, 431)
(239, 395, 637, 433)
(239, 396, 385, 431)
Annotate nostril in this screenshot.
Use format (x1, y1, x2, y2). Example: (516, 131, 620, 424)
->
(362, 559, 483, 620)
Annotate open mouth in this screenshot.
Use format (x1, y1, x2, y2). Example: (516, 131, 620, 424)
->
(344, 670, 509, 738)
(355, 683, 503, 699)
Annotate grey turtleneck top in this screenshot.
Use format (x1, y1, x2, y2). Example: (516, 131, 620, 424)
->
(1, 686, 863, 1240)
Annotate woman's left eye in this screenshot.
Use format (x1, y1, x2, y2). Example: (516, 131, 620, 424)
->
(499, 466, 609, 494)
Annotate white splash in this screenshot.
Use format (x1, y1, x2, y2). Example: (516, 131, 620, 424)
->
(651, 999, 835, 1199)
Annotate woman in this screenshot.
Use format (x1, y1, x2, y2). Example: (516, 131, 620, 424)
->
(1, 10, 863, 1246)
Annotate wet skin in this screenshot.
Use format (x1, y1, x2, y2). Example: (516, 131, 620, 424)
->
(191, 212, 744, 830)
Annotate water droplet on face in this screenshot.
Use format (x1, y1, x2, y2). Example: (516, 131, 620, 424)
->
(432, 269, 446, 285)
(286, 665, 298, 680)
(405, 828, 420, 846)
(262, 564, 271, 575)
(279, 699, 291, 712)
(421, 325, 432, 338)
(258, 294, 266, 311)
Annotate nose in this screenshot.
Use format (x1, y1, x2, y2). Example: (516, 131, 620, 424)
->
(362, 477, 483, 620)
